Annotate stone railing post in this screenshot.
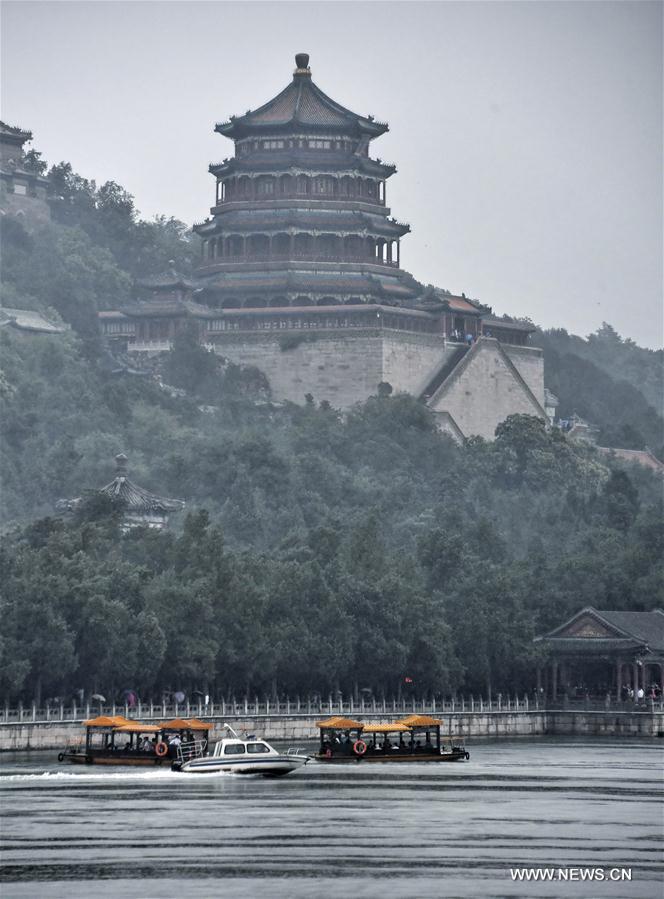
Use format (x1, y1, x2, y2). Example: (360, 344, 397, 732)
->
(72, 701, 77, 721)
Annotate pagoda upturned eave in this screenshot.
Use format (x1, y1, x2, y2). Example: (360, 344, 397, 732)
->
(208, 155, 397, 180)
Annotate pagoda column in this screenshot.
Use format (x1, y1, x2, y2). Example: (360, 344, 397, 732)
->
(615, 660, 622, 700)
(551, 660, 558, 701)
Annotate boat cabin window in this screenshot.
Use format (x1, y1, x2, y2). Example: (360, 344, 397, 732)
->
(223, 743, 246, 755)
(246, 742, 270, 754)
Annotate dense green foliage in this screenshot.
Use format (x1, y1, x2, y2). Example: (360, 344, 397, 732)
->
(533, 325, 663, 455)
(0, 160, 662, 703)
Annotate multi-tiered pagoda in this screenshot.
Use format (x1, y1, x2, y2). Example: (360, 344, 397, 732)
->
(193, 53, 421, 310)
(100, 54, 550, 439)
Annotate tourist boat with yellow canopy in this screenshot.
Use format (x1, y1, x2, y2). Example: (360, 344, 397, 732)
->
(315, 714, 469, 763)
(58, 715, 213, 766)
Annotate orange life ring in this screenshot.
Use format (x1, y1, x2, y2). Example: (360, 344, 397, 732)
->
(155, 741, 168, 758)
(353, 739, 367, 756)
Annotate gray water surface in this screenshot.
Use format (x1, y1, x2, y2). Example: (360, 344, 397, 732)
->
(0, 737, 662, 898)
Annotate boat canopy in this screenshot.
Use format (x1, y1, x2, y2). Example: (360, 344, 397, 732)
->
(399, 715, 443, 728)
(83, 715, 133, 728)
(315, 716, 364, 730)
(158, 717, 213, 731)
(114, 722, 160, 734)
(361, 722, 410, 733)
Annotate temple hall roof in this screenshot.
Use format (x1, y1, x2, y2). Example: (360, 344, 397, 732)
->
(535, 606, 664, 655)
(0, 121, 32, 145)
(0, 307, 67, 334)
(216, 54, 388, 139)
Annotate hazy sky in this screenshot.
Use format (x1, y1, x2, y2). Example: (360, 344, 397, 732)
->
(2, 1, 662, 347)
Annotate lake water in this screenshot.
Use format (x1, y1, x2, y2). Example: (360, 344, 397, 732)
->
(0, 737, 662, 898)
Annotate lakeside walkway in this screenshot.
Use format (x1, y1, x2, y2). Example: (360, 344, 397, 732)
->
(1, 697, 662, 750)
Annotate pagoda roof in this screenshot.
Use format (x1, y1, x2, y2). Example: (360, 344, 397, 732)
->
(215, 54, 388, 139)
(203, 208, 408, 237)
(99, 454, 185, 515)
(198, 268, 420, 299)
(209, 153, 396, 179)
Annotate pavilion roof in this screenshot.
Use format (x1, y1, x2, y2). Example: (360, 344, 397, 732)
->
(158, 718, 213, 731)
(216, 54, 388, 139)
(315, 716, 364, 730)
(83, 715, 133, 728)
(361, 722, 410, 733)
(98, 454, 184, 515)
(398, 715, 443, 728)
(118, 298, 211, 319)
(137, 265, 197, 291)
(481, 316, 536, 333)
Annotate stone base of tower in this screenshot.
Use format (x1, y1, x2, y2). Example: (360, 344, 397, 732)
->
(208, 330, 546, 440)
(208, 329, 452, 409)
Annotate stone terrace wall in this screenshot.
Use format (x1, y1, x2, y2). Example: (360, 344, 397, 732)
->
(3, 710, 662, 751)
(210, 329, 449, 408)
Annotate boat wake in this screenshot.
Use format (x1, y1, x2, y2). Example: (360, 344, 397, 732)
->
(0, 768, 235, 782)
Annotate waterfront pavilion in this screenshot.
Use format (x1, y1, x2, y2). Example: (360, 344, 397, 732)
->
(534, 607, 664, 700)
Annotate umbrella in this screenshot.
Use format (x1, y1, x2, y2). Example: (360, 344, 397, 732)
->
(91, 693, 106, 703)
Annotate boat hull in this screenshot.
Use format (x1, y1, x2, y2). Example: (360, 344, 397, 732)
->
(60, 751, 171, 767)
(316, 749, 469, 763)
(176, 755, 309, 776)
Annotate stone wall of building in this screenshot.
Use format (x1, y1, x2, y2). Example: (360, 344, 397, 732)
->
(428, 338, 546, 440)
(209, 330, 546, 438)
(210, 329, 451, 408)
(503, 344, 546, 408)
(0, 180, 50, 226)
(381, 331, 454, 396)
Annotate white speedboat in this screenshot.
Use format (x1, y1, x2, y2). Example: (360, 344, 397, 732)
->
(173, 724, 310, 777)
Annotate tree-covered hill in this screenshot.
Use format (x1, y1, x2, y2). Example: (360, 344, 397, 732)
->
(532, 325, 663, 455)
(0, 159, 662, 704)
